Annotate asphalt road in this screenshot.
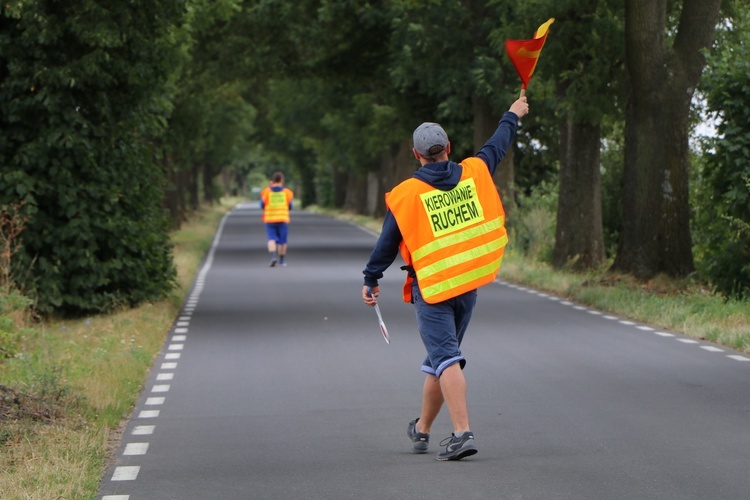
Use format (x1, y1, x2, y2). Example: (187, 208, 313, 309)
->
(99, 204, 750, 500)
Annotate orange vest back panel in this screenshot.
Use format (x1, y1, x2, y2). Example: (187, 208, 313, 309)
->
(262, 187, 293, 223)
(386, 158, 507, 303)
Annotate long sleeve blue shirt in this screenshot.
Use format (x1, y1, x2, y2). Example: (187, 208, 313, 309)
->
(362, 111, 520, 287)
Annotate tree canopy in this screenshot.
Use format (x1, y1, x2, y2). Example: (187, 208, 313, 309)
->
(2, 0, 748, 315)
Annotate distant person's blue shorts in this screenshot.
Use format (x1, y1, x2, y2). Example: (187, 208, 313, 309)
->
(412, 281, 477, 378)
(265, 222, 288, 245)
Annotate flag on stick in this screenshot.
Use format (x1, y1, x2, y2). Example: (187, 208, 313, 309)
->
(504, 18, 555, 96)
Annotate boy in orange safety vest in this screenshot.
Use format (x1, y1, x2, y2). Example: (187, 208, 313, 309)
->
(362, 97, 529, 460)
(260, 172, 294, 267)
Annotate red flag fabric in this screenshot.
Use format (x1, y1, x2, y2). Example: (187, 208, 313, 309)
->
(504, 18, 555, 89)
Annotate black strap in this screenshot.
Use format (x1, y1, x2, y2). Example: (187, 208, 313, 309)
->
(400, 265, 416, 278)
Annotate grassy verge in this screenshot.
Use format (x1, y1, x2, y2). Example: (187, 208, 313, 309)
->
(312, 206, 750, 354)
(0, 198, 237, 499)
(499, 250, 750, 353)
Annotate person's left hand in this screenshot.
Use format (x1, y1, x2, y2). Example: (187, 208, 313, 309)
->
(362, 285, 379, 306)
(509, 96, 529, 118)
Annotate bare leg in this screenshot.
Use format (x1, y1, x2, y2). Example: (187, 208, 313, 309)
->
(438, 363, 470, 434)
(278, 243, 287, 257)
(267, 240, 277, 254)
(417, 374, 443, 434)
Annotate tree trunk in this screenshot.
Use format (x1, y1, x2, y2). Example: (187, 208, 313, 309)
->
(298, 166, 315, 208)
(331, 165, 347, 209)
(343, 171, 367, 213)
(612, 0, 721, 278)
(553, 111, 605, 269)
(371, 140, 413, 217)
(472, 94, 516, 209)
(187, 165, 200, 211)
(220, 170, 232, 196)
(202, 164, 216, 205)
(497, 148, 516, 216)
(392, 139, 416, 185)
(162, 155, 183, 228)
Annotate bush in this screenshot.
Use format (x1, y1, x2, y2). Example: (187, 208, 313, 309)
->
(508, 180, 558, 262)
(0, 1, 183, 315)
(695, 13, 750, 298)
(0, 292, 32, 362)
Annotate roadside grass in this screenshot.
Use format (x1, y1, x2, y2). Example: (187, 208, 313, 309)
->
(0, 198, 237, 499)
(498, 250, 749, 353)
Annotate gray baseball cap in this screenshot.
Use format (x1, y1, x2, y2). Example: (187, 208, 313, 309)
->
(413, 122, 449, 157)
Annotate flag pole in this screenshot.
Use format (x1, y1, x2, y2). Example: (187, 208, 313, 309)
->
(519, 88, 526, 98)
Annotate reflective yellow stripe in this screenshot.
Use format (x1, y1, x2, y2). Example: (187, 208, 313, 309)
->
(412, 217, 504, 262)
(421, 256, 504, 299)
(417, 234, 508, 279)
(268, 192, 287, 207)
(265, 190, 290, 222)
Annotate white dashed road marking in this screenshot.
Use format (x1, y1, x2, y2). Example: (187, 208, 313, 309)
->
(103, 210, 233, 499)
(495, 280, 750, 365)
(111, 466, 140, 481)
(123, 443, 149, 455)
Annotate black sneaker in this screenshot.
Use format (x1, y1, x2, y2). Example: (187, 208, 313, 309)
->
(407, 418, 429, 453)
(269, 256, 278, 267)
(436, 431, 477, 461)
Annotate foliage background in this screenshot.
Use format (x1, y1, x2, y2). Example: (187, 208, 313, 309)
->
(0, 0, 748, 317)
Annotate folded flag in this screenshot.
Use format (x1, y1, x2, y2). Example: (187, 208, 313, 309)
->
(504, 18, 555, 91)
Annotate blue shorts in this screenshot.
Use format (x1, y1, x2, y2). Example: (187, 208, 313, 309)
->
(265, 223, 289, 245)
(412, 281, 477, 378)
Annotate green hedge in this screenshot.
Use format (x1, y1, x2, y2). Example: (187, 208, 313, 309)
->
(0, 1, 184, 315)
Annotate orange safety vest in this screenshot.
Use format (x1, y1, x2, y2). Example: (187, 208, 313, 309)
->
(386, 158, 508, 304)
(261, 187, 293, 223)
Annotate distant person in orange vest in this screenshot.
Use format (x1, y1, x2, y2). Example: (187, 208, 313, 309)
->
(260, 172, 294, 267)
(362, 97, 529, 460)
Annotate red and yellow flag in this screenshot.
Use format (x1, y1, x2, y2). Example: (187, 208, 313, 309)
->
(504, 18, 555, 91)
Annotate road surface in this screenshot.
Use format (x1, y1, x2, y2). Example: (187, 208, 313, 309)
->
(99, 204, 750, 499)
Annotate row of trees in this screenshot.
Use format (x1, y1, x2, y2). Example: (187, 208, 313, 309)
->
(1, 0, 748, 316)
